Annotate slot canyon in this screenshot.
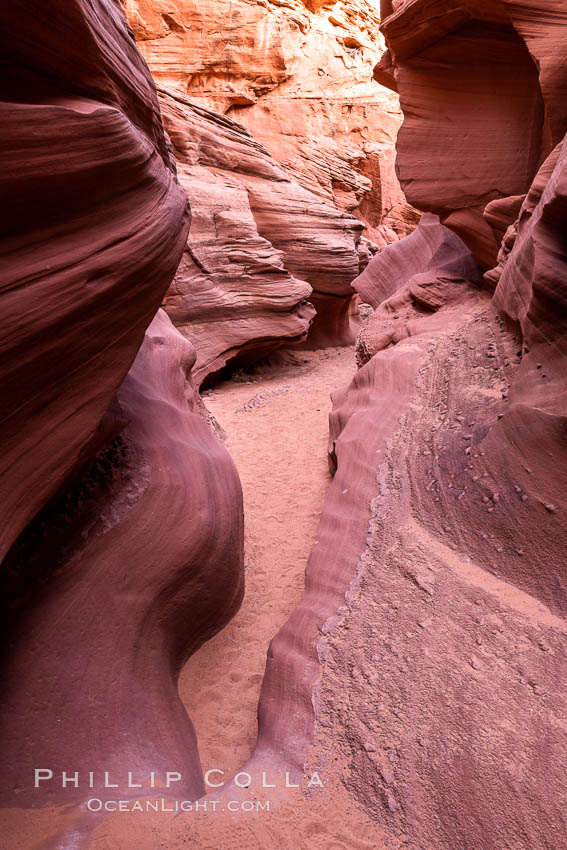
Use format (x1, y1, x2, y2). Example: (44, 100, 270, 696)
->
(1, 1, 566, 849)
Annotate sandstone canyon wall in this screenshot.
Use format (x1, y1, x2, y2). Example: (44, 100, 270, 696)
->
(124, 0, 415, 241)
(0, 0, 244, 824)
(242, 2, 567, 848)
(3, 0, 567, 848)
(123, 0, 418, 380)
(1, 0, 188, 561)
(157, 86, 371, 381)
(375, 0, 567, 269)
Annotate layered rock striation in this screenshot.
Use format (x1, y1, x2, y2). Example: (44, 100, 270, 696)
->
(5, 1, 566, 847)
(372, 0, 567, 609)
(354, 212, 483, 363)
(243, 3, 567, 848)
(125, 0, 417, 244)
(0, 0, 189, 561)
(158, 86, 373, 381)
(376, 0, 567, 269)
(123, 0, 418, 372)
(0, 0, 244, 824)
(1, 311, 244, 809)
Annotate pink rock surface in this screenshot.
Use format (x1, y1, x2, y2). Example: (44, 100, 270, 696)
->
(0, 311, 244, 812)
(249, 331, 433, 780)
(125, 0, 418, 245)
(247, 222, 483, 780)
(0, 0, 244, 832)
(123, 0, 420, 359)
(250, 221, 567, 847)
(3, 1, 567, 848)
(376, 0, 567, 268)
(313, 298, 567, 847)
(0, 0, 189, 561)
(242, 5, 567, 846)
(355, 214, 482, 363)
(354, 212, 482, 308)
(158, 87, 372, 379)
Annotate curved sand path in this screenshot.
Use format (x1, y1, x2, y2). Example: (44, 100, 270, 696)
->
(179, 348, 356, 779)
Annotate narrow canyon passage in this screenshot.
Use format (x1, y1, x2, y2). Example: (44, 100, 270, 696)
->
(179, 347, 357, 779)
(4, 1, 567, 848)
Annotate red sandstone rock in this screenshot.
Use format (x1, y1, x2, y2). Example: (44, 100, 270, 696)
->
(124, 0, 419, 357)
(0, 311, 244, 811)
(354, 212, 482, 308)
(487, 135, 567, 606)
(0, 0, 244, 829)
(4, 1, 567, 848)
(354, 214, 482, 363)
(0, 0, 189, 561)
(244, 5, 567, 847)
(377, 0, 567, 269)
(158, 87, 373, 376)
(251, 218, 567, 846)
(249, 330, 435, 780)
(125, 0, 418, 246)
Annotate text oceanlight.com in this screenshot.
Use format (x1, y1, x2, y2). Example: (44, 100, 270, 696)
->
(86, 798, 270, 813)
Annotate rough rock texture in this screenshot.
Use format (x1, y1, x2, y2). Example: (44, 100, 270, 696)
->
(376, 0, 567, 269)
(354, 213, 482, 304)
(0, 0, 189, 561)
(123, 0, 419, 367)
(355, 213, 483, 364)
(313, 302, 567, 849)
(0, 0, 244, 835)
(5, 1, 567, 848)
(157, 86, 375, 379)
(124, 0, 418, 245)
(247, 206, 567, 848)
(158, 89, 314, 383)
(238, 3, 567, 848)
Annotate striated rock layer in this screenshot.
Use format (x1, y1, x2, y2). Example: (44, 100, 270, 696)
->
(0, 0, 189, 561)
(248, 204, 567, 848)
(375, 0, 567, 269)
(123, 0, 419, 368)
(354, 212, 482, 363)
(240, 3, 567, 848)
(1, 311, 244, 811)
(0, 0, 244, 832)
(124, 0, 417, 245)
(157, 86, 375, 381)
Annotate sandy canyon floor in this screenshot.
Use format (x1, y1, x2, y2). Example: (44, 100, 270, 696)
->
(81, 346, 398, 850)
(9, 304, 564, 850)
(3, 346, 398, 850)
(181, 347, 357, 779)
